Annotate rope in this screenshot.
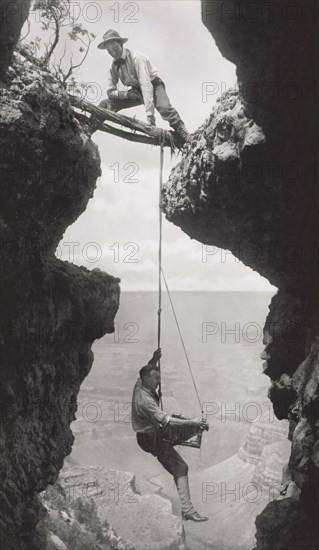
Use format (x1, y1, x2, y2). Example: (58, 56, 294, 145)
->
(157, 135, 165, 410)
(156, 130, 203, 417)
(161, 269, 204, 417)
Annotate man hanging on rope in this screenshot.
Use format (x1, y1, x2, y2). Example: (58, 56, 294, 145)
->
(97, 29, 190, 146)
(131, 348, 209, 522)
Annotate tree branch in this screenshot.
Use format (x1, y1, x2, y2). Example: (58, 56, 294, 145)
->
(15, 44, 44, 68)
(74, 112, 162, 145)
(63, 34, 92, 83)
(19, 20, 31, 42)
(69, 95, 176, 148)
(42, 12, 60, 66)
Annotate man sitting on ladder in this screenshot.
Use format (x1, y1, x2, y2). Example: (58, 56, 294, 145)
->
(97, 29, 190, 146)
(131, 348, 209, 522)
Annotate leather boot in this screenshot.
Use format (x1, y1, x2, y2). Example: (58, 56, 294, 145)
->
(182, 510, 209, 522)
(175, 476, 209, 522)
(175, 476, 195, 515)
(173, 121, 190, 146)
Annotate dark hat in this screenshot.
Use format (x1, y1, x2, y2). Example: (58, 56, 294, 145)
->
(97, 29, 128, 49)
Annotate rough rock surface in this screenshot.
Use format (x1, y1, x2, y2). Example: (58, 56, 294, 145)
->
(39, 462, 135, 550)
(0, 0, 31, 74)
(290, 341, 319, 502)
(55, 465, 185, 550)
(0, 54, 120, 549)
(255, 498, 319, 550)
(239, 415, 288, 468)
(163, 1, 319, 548)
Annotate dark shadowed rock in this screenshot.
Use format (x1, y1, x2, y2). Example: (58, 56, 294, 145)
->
(0, 0, 31, 75)
(255, 498, 319, 550)
(0, 54, 120, 549)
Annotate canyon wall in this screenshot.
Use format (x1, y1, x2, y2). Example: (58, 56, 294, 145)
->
(0, 9, 120, 549)
(0, 0, 31, 73)
(41, 463, 185, 550)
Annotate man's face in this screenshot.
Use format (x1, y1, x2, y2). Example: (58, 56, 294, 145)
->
(105, 40, 123, 59)
(145, 369, 161, 390)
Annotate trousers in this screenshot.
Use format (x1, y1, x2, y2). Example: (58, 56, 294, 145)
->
(136, 425, 190, 480)
(99, 76, 184, 130)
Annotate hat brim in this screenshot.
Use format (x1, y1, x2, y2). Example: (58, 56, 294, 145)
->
(98, 37, 128, 49)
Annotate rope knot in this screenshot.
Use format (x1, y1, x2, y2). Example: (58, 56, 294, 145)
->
(159, 129, 166, 148)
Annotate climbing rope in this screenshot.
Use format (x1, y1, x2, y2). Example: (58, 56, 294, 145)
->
(157, 134, 165, 409)
(161, 269, 204, 416)
(156, 138, 204, 417)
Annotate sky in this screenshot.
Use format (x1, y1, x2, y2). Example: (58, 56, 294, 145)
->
(25, 0, 276, 292)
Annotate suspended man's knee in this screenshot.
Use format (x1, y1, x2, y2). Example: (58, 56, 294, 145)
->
(156, 445, 189, 479)
(174, 461, 188, 479)
(178, 462, 188, 477)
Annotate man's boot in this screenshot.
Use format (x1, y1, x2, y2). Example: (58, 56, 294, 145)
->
(175, 476, 208, 522)
(173, 121, 191, 146)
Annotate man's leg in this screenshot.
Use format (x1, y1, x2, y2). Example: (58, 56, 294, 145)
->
(156, 441, 208, 521)
(156, 442, 194, 512)
(175, 475, 195, 515)
(89, 89, 144, 132)
(136, 432, 157, 456)
(152, 77, 190, 143)
(159, 421, 200, 446)
(99, 88, 144, 114)
(137, 432, 194, 512)
(136, 432, 208, 521)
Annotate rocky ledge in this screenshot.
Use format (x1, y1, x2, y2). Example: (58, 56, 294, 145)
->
(0, 51, 120, 549)
(40, 464, 185, 550)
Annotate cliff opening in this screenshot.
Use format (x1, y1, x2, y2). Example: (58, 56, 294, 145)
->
(1, 1, 318, 550)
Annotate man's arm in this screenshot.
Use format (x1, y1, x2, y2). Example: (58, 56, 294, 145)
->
(138, 394, 170, 428)
(146, 349, 209, 431)
(106, 63, 119, 98)
(135, 56, 156, 124)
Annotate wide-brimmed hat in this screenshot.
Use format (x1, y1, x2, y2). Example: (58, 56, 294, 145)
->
(97, 29, 128, 49)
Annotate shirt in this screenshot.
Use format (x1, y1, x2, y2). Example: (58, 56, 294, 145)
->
(106, 47, 159, 118)
(131, 378, 169, 433)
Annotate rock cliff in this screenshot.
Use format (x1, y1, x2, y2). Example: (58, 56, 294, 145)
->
(163, 1, 319, 548)
(239, 415, 288, 470)
(0, 31, 120, 550)
(1, 1, 318, 549)
(41, 463, 185, 550)
(0, 0, 31, 74)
